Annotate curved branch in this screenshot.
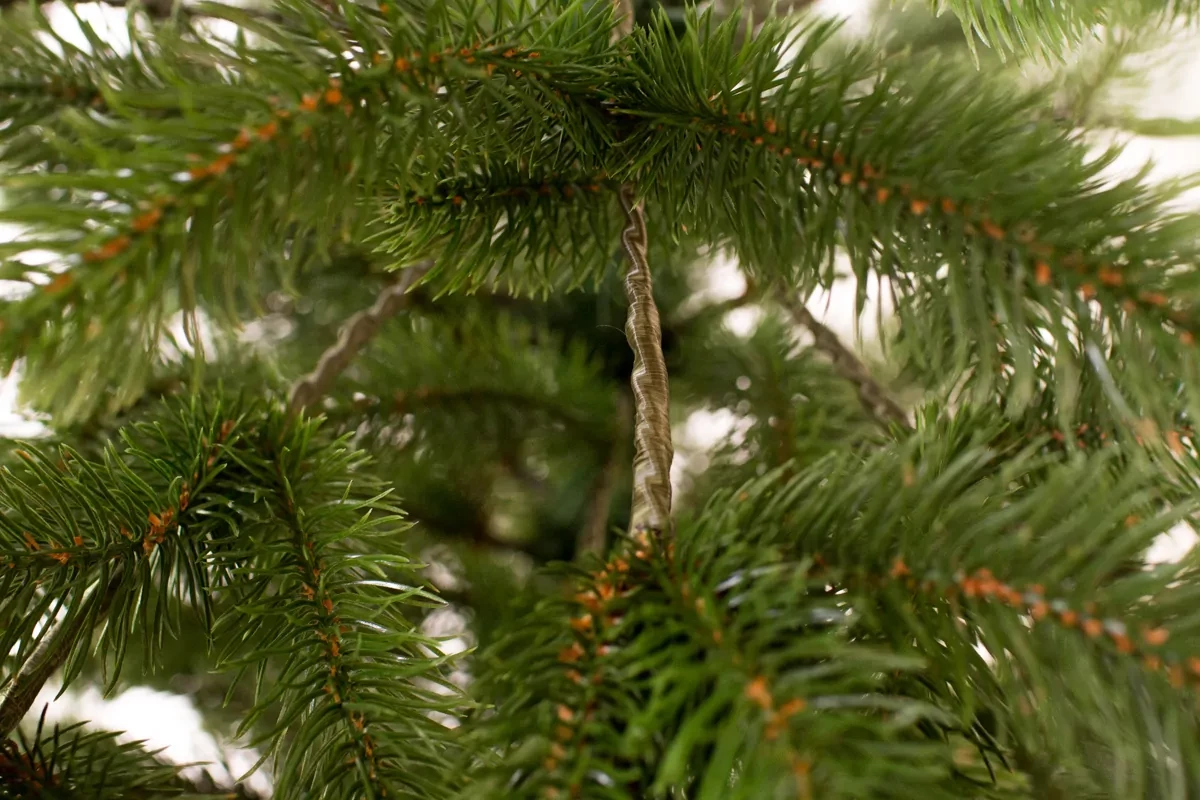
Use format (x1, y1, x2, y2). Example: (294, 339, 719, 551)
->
(777, 291, 911, 433)
(289, 262, 432, 416)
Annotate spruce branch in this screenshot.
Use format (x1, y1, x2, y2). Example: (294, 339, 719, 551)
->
(776, 290, 911, 433)
(618, 186, 673, 535)
(0, 403, 241, 739)
(289, 261, 432, 415)
(211, 414, 460, 798)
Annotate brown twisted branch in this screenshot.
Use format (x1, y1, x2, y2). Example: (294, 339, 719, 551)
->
(777, 291, 911, 433)
(619, 186, 673, 535)
(288, 262, 432, 416)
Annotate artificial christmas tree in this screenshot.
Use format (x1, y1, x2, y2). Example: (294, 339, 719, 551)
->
(3, 0, 1200, 797)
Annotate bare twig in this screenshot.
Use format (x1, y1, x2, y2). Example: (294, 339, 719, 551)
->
(289, 262, 432, 416)
(612, 0, 636, 38)
(619, 187, 674, 535)
(670, 277, 757, 332)
(576, 393, 632, 560)
(777, 291, 911, 433)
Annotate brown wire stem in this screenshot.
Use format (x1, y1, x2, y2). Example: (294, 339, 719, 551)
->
(619, 186, 673, 536)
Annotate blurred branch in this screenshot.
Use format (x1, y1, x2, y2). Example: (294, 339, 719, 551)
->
(0, 0, 284, 21)
(670, 277, 757, 333)
(576, 393, 632, 560)
(776, 290, 911, 433)
(289, 262, 432, 416)
(387, 387, 611, 447)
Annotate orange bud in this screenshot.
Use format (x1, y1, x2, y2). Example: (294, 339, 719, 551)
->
(1098, 265, 1122, 286)
(910, 199, 929, 215)
(131, 208, 162, 233)
(1144, 627, 1170, 647)
(777, 697, 806, 718)
(1034, 261, 1052, 286)
(558, 642, 585, 664)
(45, 273, 73, 294)
(1082, 618, 1103, 638)
(745, 676, 772, 710)
(1168, 664, 1185, 688)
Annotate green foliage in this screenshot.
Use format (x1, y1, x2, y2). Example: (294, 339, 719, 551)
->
(465, 412, 1200, 798)
(0, 399, 240, 698)
(619, 10, 1200, 435)
(1, 399, 460, 798)
(7, 0, 1200, 437)
(929, 0, 1197, 59)
(5, 0, 1200, 798)
(0, 0, 614, 421)
(209, 413, 459, 799)
(726, 411, 1200, 796)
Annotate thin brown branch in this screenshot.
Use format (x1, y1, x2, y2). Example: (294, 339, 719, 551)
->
(576, 393, 632, 560)
(288, 262, 432, 416)
(619, 186, 673, 535)
(777, 291, 912, 433)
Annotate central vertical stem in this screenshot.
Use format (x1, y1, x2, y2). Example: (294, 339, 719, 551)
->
(619, 186, 673, 535)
